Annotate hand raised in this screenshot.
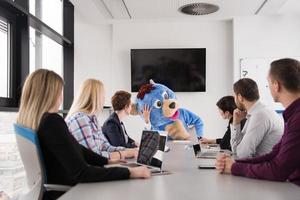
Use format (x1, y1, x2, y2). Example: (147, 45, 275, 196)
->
(142, 104, 152, 124)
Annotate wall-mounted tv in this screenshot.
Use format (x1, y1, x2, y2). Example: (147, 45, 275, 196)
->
(131, 48, 206, 92)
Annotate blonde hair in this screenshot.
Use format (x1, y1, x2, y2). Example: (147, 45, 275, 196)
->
(17, 69, 64, 130)
(66, 79, 104, 119)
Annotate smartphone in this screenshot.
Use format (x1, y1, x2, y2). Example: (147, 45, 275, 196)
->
(198, 165, 215, 169)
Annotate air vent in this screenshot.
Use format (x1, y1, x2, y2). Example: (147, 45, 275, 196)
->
(179, 3, 219, 15)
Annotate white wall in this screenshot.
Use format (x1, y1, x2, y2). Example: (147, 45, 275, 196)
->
(74, 14, 113, 105)
(233, 15, 300, 81)
(112, 20, 234, 141)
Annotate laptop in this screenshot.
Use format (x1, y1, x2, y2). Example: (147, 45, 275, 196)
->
(120, 130, 171, 175)
(192, 144, 232, 169)
(192, 144, 218, 169)
(192, 144, 220, 159)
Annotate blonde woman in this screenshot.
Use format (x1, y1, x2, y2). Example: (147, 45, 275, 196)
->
(66, 79, 138, 160)
(17, 69, 150, 199)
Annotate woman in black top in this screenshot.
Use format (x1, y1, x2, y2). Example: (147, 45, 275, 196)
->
(16, 69, 150, 200)
(37, 112, 131, 185)
(200, 96, 246, 150)
(102, 91, 137, 148)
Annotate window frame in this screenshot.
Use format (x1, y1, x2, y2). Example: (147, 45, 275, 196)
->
(0, 6, 17, 108)
(0, 0, 74, 111)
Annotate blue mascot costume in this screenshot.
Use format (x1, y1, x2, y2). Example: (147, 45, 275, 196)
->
(134, 80, 204, 140)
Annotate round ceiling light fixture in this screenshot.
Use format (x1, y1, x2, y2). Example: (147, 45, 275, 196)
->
(179, 3, 219, 15)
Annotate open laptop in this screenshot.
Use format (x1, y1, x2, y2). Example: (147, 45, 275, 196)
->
(120, 130, 171, 175)
(192, 144, 232, 169)
(192, 144, 218, 169)
(192, 144, 220, 159)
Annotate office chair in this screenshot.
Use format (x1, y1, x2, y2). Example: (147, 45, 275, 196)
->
(14, 124, 71, 200)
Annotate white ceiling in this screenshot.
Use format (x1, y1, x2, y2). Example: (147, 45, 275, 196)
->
(104, 0, 267, 19)
(71, 0, 300, 23)
(278, 0, 300, 14)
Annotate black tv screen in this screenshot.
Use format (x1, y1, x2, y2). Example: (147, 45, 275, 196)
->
(131, 48, 206, 92)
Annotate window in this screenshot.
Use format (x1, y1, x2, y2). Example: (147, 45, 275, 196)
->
(29, 0, 63, 76)
(29, 28, 63, 77)
(29, 27, 35, 73)
(0, 0, 74, 110)
(0, 18, 10, 98)
(29, 0, 63, 34)
(0, 112, 25, 198)
(0, 6, 17, 108)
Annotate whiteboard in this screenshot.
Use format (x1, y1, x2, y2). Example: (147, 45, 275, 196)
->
(240, 57, 300, 112)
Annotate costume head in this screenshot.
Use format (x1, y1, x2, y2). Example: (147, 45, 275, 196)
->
(135, 80, 180, 128)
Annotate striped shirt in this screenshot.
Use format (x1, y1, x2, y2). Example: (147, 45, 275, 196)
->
(66, 112, 125, 158)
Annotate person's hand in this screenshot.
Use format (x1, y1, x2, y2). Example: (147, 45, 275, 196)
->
(129, 166, 151, 179)
(232, 108, 247, 125)
(223, 156, 235, 174)
(108, 159, 127, 165)
(133, 148, 139, 158)
(215, 153, 227, 173)
(215, 153, 234, 174)
(124, 148, 139, 159)
(142, 104, 151, 124)
(199, 137, 216, 144)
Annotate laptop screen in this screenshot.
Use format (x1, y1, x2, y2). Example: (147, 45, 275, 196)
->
(137, 130, 167, 169)
(193, 144, 201, 156)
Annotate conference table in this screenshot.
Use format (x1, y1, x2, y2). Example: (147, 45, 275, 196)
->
(59, 142, 300, 200)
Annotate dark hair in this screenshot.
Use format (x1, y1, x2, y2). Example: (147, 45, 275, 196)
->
(233, 78, 259, 101)
(111, 91, 131, 111)
(270, 58, 300, 92)
(216, 96, 237, 115)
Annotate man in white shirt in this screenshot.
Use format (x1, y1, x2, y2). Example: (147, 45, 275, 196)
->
(231, 78, 283, 159)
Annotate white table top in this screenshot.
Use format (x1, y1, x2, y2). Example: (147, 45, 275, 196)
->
(59, 142, 300, 200)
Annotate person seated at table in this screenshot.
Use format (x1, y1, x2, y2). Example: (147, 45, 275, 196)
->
(102, 91, 138, 148)
(216, 58, 300, 186)
(16, 69, 150, 199)
(66, 79, 138, 160)
(200, 96, 246, 151)
(230, 78, 283, 159)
